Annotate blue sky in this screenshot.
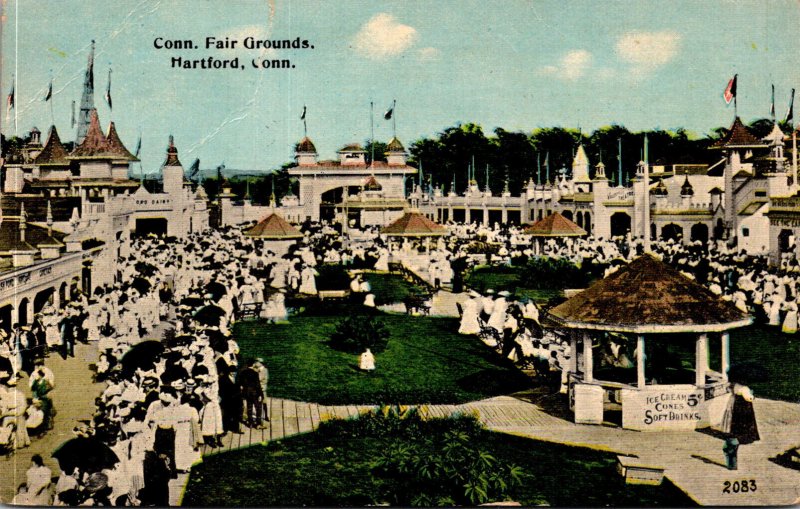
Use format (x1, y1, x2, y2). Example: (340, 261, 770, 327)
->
(2, 0, 799, 174)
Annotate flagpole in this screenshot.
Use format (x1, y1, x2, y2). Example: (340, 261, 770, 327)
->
(370, 101, 374, 171)
(618, 138, 623, 188)
(643, 134, 651, 253)
(392, 99, 396, 139)
(14, 0, 18, 136)
(48, 72, 54, 126)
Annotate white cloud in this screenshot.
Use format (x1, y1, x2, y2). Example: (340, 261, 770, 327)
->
(540, 50, 592, 81)
(615, 30, 680, 78)
(418, 47, 440, 61)
(352, 13, 418, 59)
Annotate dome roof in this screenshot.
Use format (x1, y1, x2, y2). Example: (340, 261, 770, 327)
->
(164, 135, 181, 166)
(652, 179, 668, 196)
(680, 174, 694, 196)
(296, 136, 317, 153)
(338, 143, 365, 153)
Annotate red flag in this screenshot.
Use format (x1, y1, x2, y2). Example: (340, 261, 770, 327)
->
(724, 74, 737, 105)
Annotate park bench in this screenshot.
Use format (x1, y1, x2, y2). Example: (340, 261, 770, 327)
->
(238, 302, 263, 319)
(403, 294, 432, 316)
(318, 289, 350, 300)
(616, 456, 665, 485)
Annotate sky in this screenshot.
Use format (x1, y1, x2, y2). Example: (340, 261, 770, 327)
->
(1, 0, 799, 175)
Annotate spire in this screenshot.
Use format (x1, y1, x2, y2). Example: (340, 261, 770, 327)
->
(71, 109, 112, 158)
(76, 40, 96, 145)
(572, 144, 592, 183)
(46, 200, 53, 236)
(106, 122, 138, 161)
(680, 172, 694, 196)
(164, 135, 181, 166)
(19, 203, 27, 243)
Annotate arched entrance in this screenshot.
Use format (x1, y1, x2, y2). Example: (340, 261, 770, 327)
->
(18, 298, 29, 326)
(34, 288, 54, 313)
(610, 212, 631, 237)
(575, 211, 584, 228)
(714, 218, 725, 240)
(562, 210, 573, 221)
(584, 212, 592, 235)
(690, 223, 709, 244)
(135, 218, 168, 237)
(0, 304, 11, 333)
(661, 223, 683, 242)
(58, 282, 68, 309)
(779, 229, 795, 252)
(320, 186, 361, 223)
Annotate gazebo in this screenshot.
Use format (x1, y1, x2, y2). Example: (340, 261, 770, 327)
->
(381, 210, 446, 237)
(244, 212, 303, 255)
(524, 212, 587, 253)
(547, 254, 752, 431)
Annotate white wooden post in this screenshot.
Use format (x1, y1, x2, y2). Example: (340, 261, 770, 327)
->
(637, 335, 646, 388)
(721, 332, 730, 382)
(583, 331, 593, 382)
(696, 333, 708, 386)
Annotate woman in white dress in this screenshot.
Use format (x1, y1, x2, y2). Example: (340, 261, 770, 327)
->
(298, 266, 318, 295)
(374, 249, 390, 272)
(782, 298, 798, 334)
(359, 349, 376, 371)
(458, 295, 481, 335)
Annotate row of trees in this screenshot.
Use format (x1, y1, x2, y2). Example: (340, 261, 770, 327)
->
(3, 117, 792, 203)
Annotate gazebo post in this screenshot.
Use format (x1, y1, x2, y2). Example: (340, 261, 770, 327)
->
(636, 335, 645, 388)
(583, 331, 593, 382)
(695, 333, 708, 386)
(569, 331, 578, 373)
(721, 331, 730, 382)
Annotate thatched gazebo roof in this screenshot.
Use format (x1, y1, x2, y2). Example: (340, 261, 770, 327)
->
(244, 213, 303, 240)
(524, 212, 587, 237)
(548, 254, 752, 333)
(381, 211, 446, 237)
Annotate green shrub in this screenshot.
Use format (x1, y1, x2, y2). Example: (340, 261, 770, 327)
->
(518, 256, 590, 289)
(329, 313, 390, 353)
(315, 264, 351, 291)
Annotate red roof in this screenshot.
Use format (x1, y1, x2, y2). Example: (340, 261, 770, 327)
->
(33, 126, 69, 166)
(296, 136, 317, 153)
(711, 117, 766, 149)
(105, 122, 138, 161)
(244, 213, 303, 239)
(524, 212, 587, 237)
(71, 109, 115, 158)
(381, 211, 446, 236)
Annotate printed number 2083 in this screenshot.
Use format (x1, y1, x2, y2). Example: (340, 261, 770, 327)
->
(723, 480, 756, 493)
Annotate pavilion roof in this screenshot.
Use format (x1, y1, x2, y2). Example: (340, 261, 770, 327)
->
(105, 122, 139, 161)
(380, 210, 446, 236)
(524, 212, 587, 237)
(547, 254, 752, 333)
(33, 126, 70, 166)
(244, 212, 303, 240)
(70, 109, 116, 159)
(710, 117, 766, 149)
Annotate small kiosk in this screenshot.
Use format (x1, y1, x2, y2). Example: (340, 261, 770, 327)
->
(523, 212, 587, 253)
(547, 255, 752, 431)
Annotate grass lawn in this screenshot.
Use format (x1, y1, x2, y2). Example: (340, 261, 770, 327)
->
(465, 265, 565, 304)
(233, 314, 532, 404)
(362, 272, 426, 305)
(725, 325, 800, 402)
(183, 414, 694, 507)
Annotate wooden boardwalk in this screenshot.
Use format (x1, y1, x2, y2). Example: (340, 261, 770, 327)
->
(173, 394, 800, 506)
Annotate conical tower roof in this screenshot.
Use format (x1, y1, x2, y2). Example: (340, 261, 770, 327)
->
(572, 144, 592, 183)
(381, 211, 446, 236)
(548, 255, 752, 333)
(105, 122, 139, 161)
(70, 109, 114, 158)
(711, 117, 766, 149)
(524, 212, 586, 237)
(33, 126, 70, 166)
(244, 212, 303, 239)
(386, 136, 405, 152)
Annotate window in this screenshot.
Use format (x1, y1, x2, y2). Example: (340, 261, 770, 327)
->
(742, 228, 750, 237)
(755, 190, 767, 198)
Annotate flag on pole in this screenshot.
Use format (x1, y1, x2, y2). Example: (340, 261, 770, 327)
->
(6, 81, 14, 111)
(105, 69, 112, 110)
(384, 104, 393, 120)
(785, 88, 795, 125)
(300, 105, 306, 120)
(724, 74, 738, 105)
(70, 100, 76, 128)
(133, 135, 141, 158)
(770, 84, 776, 119)
(43, 80, 52, 102)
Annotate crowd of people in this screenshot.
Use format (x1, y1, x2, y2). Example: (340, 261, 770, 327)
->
(1, 216, 797, 505)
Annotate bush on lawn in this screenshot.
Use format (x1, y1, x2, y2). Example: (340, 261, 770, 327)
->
(329, 313, 390, 353)
(315, 264, 351, 291)
(518, 256, 589, 289)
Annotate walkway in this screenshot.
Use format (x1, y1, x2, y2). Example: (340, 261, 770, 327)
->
(0, 320, 175, 503)
(175, 393, 800, 506)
